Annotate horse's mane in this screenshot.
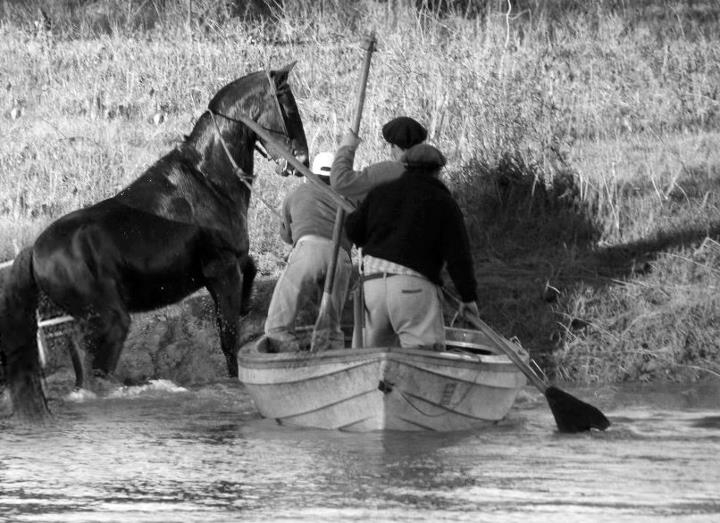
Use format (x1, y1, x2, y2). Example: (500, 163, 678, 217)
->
(208, 70, 266, 114)
(185, 67, 293, 150)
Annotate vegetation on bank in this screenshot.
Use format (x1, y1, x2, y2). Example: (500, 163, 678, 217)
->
(1, 0, 719, 385)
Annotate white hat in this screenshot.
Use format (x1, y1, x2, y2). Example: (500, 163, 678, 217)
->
(311, 151, 335, 177)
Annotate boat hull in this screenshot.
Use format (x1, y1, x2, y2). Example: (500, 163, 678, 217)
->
(238, 328, 527, 432)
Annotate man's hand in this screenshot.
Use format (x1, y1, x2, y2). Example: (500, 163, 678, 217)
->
(340, 129, 362, 149)
(457, 300, 479, 320)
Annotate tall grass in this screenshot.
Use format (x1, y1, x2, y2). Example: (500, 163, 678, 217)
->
(2, 0, 720, 383)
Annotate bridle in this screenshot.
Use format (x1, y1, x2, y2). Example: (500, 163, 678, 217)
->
(199, 71, 297, 219)
(207, 70, 293, 181)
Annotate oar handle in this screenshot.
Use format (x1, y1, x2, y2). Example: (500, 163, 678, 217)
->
(342, 32, 376, 349)
(442, 288, 549, 393)
(311, 32, 377, 352)
(351, 31, 376, 135)
(321, 32, 376, 291)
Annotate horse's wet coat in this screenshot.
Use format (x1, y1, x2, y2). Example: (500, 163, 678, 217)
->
(0, 63, 308, 419)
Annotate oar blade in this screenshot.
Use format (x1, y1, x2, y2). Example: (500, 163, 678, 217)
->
(545, 385, 611, 433)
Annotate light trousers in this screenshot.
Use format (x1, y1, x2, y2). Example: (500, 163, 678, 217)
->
(362, 273, 445, 350)
(265, 236, 352, 351)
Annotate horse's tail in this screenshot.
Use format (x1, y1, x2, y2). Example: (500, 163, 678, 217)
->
(0, 247, 49, 421)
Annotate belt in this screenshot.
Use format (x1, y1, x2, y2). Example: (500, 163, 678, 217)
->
(295, 235, 351, 257)
(295, 234, 331, 245)
(361, 271, 434, 284)
(361, 272, 399, 282)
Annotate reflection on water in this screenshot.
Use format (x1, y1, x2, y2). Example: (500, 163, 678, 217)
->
(1, 380, 719, 522)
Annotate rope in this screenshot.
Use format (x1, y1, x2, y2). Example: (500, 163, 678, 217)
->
(397, 366, 481, 418)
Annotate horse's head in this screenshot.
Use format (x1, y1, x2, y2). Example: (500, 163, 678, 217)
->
(206, 62, 309, 177)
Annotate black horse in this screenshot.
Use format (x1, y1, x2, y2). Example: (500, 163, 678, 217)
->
(0, 62, 308, 420)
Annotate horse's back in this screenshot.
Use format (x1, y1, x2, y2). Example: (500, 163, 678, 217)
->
(33, 199, 207, 313)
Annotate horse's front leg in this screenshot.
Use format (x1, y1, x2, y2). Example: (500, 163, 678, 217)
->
(81, 303, 131, 382)
(239, 255, 256, 316)
(204, 258, 244, 377)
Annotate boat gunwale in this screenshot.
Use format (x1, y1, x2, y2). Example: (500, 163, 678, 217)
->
(237, 344, 525, 378)
(239, 344, 514, 364)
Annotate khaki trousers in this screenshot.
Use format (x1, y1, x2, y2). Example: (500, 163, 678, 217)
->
(265, 236, 352, 351)
(362, 273, 445, 350)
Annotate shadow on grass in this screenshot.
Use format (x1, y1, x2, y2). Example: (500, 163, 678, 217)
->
(446, 153, 720, 379)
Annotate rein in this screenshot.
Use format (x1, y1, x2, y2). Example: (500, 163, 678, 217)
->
(207, 109, 255, 185)
(208, 109, 280, 162)
(205, 109, 282, 220)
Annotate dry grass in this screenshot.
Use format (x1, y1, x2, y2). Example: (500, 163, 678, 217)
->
(2, 0, 720, 384)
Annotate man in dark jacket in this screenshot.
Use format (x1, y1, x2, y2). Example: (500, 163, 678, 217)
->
(331, 116, 428, 348)
(345, 144, 479, 349)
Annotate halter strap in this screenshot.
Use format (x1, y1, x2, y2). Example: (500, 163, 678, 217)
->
(208, 109, 255, 183)
(201, 71, 296, 220)
(206, 109, 283, 220)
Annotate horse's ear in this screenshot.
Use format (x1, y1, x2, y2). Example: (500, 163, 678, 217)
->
(272, 61, 297, 87)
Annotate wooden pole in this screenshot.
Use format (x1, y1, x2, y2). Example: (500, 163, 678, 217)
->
(311, 32, 376, 352)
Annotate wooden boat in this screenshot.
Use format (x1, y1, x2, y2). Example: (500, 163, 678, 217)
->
(237, 326, 528, 432)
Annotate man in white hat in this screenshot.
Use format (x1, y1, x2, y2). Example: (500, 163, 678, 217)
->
(264, 151, 352, 352)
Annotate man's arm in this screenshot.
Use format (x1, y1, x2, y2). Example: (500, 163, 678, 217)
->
(330, 131, 363, 199)
(442, 200, 479, 303)
(331, 131, 407, 205)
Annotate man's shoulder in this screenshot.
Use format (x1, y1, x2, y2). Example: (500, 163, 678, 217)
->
(415, 174, 453, 195)
(296, 181, 338, 203)
(366, 160, 404, 176)
(286, 182, 314, 203)
(366, 172, 410, 198)
(362, 161, 406, 193)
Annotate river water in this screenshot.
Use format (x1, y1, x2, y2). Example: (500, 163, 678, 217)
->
(1, 379, 719, 523)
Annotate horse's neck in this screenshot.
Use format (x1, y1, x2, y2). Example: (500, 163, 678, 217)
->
(186, 136, 254, 203)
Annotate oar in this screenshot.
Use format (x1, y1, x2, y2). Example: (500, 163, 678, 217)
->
(238, 114, 354, 213)
(443, 289, 611, 433)
(311, 31, 376, 352)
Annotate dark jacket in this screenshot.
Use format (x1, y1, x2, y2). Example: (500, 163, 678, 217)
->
(345, 170, 478, 302)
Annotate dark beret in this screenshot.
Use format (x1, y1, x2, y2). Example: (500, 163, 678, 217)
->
(401, 144, 447, 170)
(381, 117, 427, 149)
